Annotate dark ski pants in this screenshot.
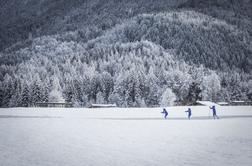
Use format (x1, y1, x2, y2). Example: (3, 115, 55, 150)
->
(213, 114, 219, 119)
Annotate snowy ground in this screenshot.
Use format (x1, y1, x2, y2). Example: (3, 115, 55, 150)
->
(0, 106, 252, 166)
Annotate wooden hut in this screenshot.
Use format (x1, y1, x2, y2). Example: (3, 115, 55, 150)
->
(35, 102, 73, 108)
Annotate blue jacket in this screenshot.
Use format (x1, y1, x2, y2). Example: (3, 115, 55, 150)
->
(210, 106, 217, 115)
(185, 108, 192, 116)
(161, 109, 168, 115)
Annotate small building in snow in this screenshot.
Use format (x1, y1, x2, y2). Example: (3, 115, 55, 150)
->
(230, 101, 252, 106)
(196, 101, 220, 106)
(89, 104, 117, 108)
(217, 102, 229, 106)
(35, 102, 73, 108)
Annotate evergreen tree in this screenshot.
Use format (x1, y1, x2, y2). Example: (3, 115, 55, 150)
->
(64, 81, 75, 103)
(89, 75, 102, 103)
(9, 79, 22, 107)
(49, 76, 65, 103)
(125, 71, 142, 107)
(145, 68, 160, 106)
(21, 84, 30, 107)
(96, 92, 105, 104)
(0, 83, 4, 107)
(247, 80, 252, 100)
(31, 81, 42, 106)
(202, 72, 221, 102)
(101, 72, 114, 103)
(186, 82, 202, 105)
(72, 80, 84, 106)
(42, 82, 50, 102)
(160, 88, 176, 106)
(2, 74, 14, 107)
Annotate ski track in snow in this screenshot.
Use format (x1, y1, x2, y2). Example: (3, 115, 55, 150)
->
(0, 106, 252, 166)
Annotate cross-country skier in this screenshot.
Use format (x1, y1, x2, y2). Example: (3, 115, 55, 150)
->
(209, 105, 219, 119)
(185, 108, 192, 120)
(161, 108, 168, 119)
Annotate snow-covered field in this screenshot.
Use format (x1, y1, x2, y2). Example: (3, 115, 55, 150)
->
(0, 106, 252, 166)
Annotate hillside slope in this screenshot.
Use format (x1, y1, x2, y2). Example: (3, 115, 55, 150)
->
(1, 0, 251, 50)
(0, 0, 187, 50)
(0, 0, 251, 107)
(90, 11, 251, 72)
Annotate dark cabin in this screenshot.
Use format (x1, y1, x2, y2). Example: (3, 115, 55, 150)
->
(35, 102, 73, 108)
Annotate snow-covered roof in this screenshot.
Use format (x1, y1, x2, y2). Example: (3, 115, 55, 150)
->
(36, 102, 72, 104)
(196, 101, 220, 106)
(91, 104, 117, 108)
(217, 102, 229, 105)
(232, 101, 245, 103)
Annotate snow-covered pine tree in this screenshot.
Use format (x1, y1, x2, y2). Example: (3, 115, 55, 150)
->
(64, 80, 75, 103)
(89, 75, 102, 103)
(247, 80, 252, 100)
(0, 82, 4, 107)
(145, 67, 160, 107)
(2, 74, 14, 107)
(72, 79, 84, 106)
(101, 72, 114, 103)
(21, 83, 30, 107)
(186, 82, 202, 105)
(96, 92, 105, 104)
(125, 70, 142, 107)
(30, 79, 42, 106)
(202, 72, 221, 102)
(160, 88, 176, 106)
(9, 79, 22, 107)
(42, 80, 50, 102)
(48, 76, 65, 103)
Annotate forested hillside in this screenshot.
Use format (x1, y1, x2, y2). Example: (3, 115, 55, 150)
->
(0, 0, 251, 107)
(92, 11, 251, 72)
(0, 0, 187, 51)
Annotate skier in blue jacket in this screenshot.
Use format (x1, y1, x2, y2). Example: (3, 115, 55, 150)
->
(210, 105, 219, 119)
(161, 108, 168, 119)
(185, 108, 192, 120)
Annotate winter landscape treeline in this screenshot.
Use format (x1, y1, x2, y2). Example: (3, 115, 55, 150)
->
(0, 0, 251, 107)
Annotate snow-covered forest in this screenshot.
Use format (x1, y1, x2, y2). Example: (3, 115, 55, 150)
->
(0, 0, 251, 107)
